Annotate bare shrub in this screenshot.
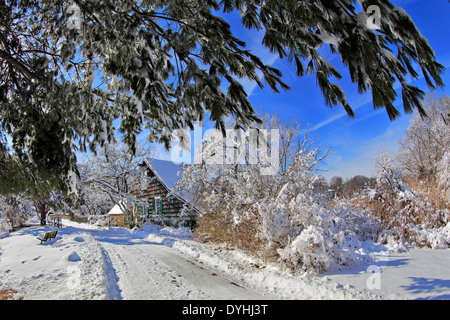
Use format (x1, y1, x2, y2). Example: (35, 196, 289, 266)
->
(0, 289, 23, 300)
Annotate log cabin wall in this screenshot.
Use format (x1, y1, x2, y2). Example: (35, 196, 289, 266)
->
(129, 161, 198, 228)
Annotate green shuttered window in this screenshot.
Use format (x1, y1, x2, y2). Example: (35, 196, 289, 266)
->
(152, 197, 163, 216)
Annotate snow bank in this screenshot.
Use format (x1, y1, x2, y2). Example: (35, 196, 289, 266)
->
(0, 232, 9, 239)
(72, 233, 121, 299)
(0, 227, 120, 300)
(64, 251, 81, 262)
(140, 222, 193, 239)
(171, 238, 382, 300)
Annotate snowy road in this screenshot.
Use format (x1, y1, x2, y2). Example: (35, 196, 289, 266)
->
(0, 223, 271, 300)
(2, 221, 449, 300)
(99, 240, 267, 300)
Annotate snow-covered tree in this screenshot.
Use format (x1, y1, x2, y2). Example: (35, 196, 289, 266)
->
(78, 141, 153, 228)
(0, 195, 34, 232)
(0, 0, 444, 195)
(76, 183, 112, 216)
(399, 94, 450, 179)
(329, 176, 344, 198)
(175, 114, 344, 272)
(175, 113, 329, 213)
(342, 175, 374, 198)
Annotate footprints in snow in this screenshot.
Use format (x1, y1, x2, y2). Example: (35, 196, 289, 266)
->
(21, 255, 42, 264)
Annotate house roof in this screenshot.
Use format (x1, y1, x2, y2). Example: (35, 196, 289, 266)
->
(144, 158, 182, 189)
(142, 158, 198, 212)
(107, 204, 123, 215)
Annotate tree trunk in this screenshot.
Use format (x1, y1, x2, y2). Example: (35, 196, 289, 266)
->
(34, 198, 49, 226)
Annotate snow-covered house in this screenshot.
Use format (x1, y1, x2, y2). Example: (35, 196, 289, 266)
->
(108, 158, 198, 228)
(106, 201, 128, 226)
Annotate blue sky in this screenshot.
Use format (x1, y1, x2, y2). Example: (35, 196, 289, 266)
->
(150, 0, 450, 181)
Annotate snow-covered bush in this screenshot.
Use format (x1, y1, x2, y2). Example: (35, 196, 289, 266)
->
(87, 215, 110, 227)
(271, 189, 380, 274)
(175, 113, 438, 273)
(329, 199, 382, 242)
(179, 121, 450, 275)
(0, 208, 13, 233)
(176, 117, 337, 269)
(341, 95, 449, 249)
(279, 225, 332, 275)
(178, 127, 382, 274)
(0, 196, 34, 232)
(258, 200, 292, 251)
(351, 153, 450, 249)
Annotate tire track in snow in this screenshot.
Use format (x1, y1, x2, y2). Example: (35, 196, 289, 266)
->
(101, 243, 167, 299)
(129, 243, 267, 300)
(101, 242, 213, 299)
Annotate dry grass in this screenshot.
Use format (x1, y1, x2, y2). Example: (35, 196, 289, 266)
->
(194, 205, 270, 260)
(406, 178, 450, 212)
(349, 177, 450, 246)
(194, 206, 235, 245)
(353, 178, 447, 223)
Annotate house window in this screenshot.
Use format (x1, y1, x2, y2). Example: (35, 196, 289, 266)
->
(152, 197, 163, 216)
(139, 202, 150, 222)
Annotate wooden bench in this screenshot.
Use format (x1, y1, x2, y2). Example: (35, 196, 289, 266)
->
(37, 230, 58, 244)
